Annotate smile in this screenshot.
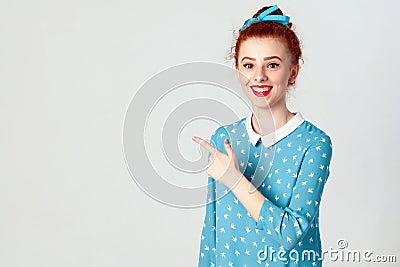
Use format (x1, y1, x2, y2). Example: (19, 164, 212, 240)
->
(250, 85, 272, 97)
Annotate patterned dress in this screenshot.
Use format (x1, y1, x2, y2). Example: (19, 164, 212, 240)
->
(198, 112, 333, 267)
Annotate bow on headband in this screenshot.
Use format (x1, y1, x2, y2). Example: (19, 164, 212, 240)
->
(239, 5, 290, 32)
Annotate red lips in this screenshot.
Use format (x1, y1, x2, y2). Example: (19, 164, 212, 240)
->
(250, 85, 272, 97)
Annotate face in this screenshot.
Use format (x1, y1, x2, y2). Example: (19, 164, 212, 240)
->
(236, 37, 299, 110)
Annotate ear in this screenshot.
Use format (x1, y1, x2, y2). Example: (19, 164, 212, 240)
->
(288, 63, 300, 84)
(235, 67, 242, 84)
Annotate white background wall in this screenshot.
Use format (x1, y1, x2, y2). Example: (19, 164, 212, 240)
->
(1, 0, 399, 266)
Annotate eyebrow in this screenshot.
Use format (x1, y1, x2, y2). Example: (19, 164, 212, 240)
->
(240, 56, 282, 62)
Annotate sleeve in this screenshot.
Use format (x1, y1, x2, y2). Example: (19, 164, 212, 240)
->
(197, 131, 219, 266)
(255, 134, 333, 251)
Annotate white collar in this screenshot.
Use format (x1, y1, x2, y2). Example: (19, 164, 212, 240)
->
(245, 112, 305, 147)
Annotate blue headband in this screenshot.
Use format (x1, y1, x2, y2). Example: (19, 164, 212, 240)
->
(239, 5, 290, 32)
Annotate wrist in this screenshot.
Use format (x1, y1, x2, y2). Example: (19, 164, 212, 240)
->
(230, 171, 248, 194)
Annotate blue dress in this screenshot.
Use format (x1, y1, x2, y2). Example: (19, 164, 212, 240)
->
(197, 112, 333, 267)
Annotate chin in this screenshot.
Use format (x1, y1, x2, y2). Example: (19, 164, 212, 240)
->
(248, 98, 271, 109)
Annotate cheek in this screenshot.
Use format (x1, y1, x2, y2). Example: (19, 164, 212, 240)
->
(237, 69, 251, 86)
(272, 70, 291, 84)
(241, 76, 250, 87)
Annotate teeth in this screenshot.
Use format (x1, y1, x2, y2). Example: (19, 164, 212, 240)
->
(253, 87, 270, 92)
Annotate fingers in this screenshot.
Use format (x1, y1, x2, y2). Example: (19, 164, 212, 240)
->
(193, 136, 233, 158)
(223, 138, 233, 157)
(192, 136, 216, 154)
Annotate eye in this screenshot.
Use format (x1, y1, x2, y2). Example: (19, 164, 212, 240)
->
(243, 63, 253, 69)
(267, 63, 280, 69)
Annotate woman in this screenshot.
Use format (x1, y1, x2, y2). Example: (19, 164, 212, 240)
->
(193, 5, 333, 267)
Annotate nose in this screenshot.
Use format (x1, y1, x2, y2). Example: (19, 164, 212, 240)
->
(254, 66, 267, 83)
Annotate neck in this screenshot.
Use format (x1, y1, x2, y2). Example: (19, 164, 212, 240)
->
(251, 104, 294, 136)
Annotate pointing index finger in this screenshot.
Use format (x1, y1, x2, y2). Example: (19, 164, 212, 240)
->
(192, 136, 216, 154)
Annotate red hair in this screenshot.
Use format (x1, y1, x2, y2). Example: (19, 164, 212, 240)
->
(229, 6, 303, 79)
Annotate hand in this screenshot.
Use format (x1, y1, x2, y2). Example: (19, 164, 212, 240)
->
(192, 136, 243, 190)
